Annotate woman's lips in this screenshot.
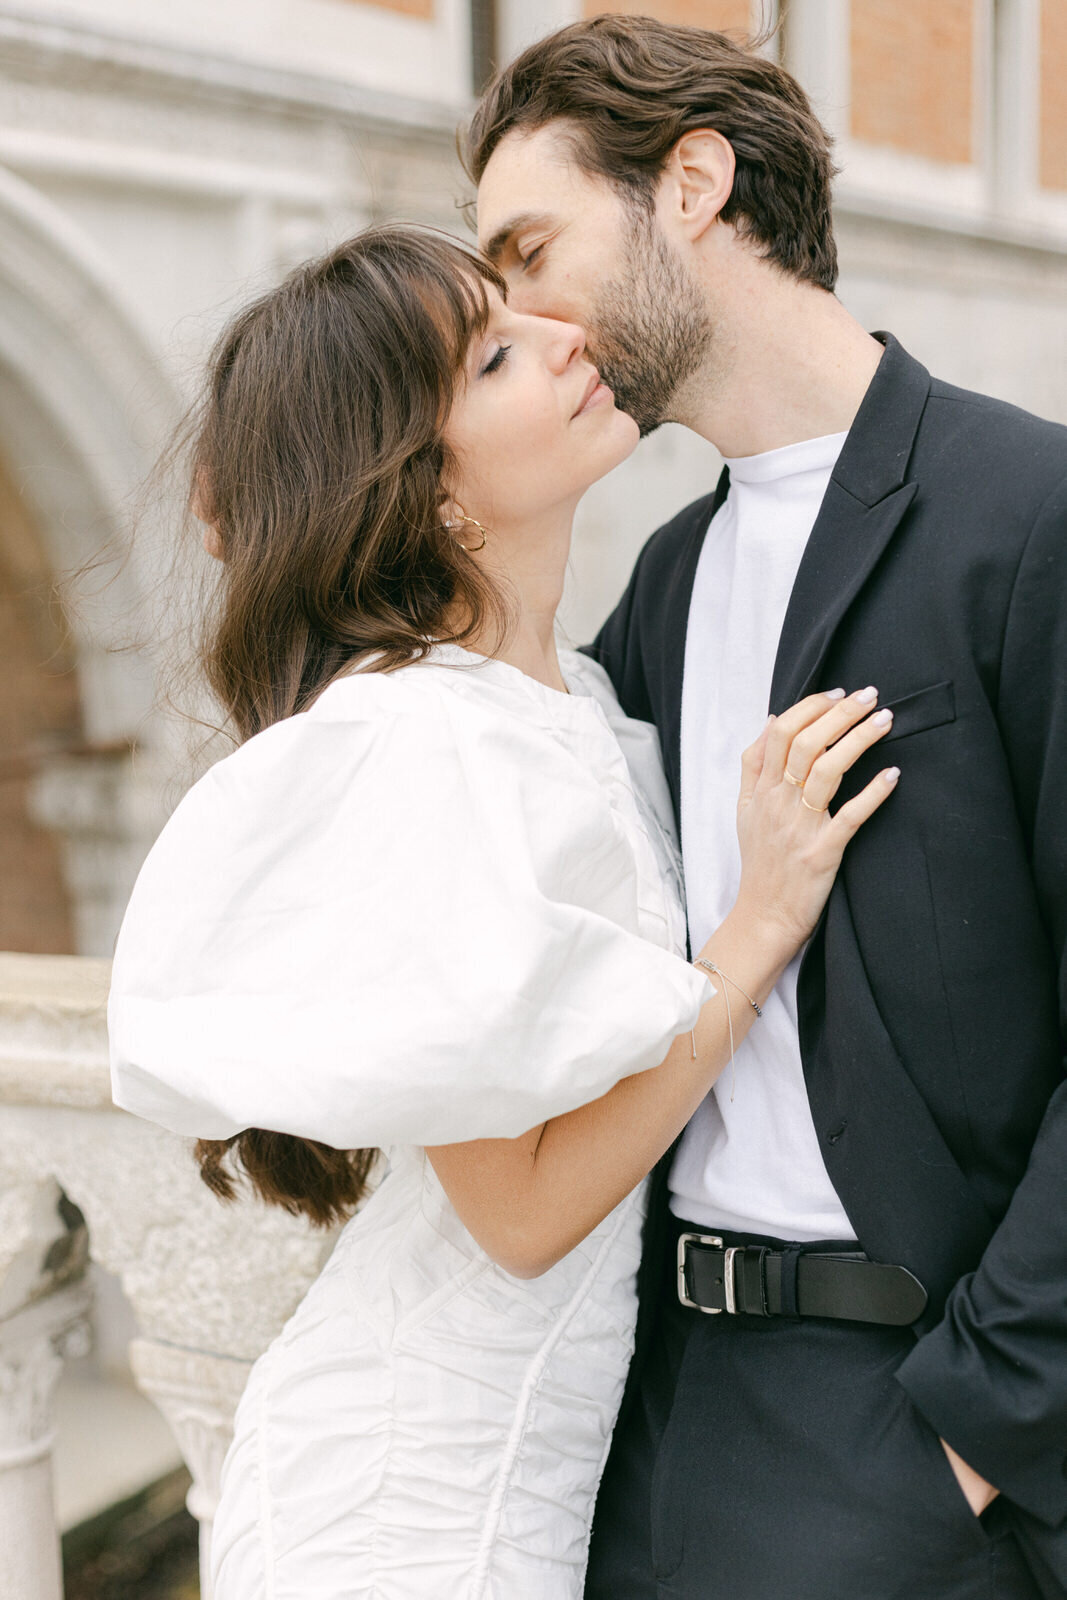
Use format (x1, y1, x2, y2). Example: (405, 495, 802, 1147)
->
(573, 376, 613, 417)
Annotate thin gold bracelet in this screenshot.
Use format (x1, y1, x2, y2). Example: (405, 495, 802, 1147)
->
(690, 959, 761, 1103)
(692, 958, 763, 1018)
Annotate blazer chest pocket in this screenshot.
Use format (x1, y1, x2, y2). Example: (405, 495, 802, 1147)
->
(879, 680, 956, 743)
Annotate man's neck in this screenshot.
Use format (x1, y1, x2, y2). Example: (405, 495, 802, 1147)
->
(675, 275, 885, 460)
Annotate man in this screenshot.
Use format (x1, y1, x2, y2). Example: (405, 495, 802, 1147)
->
(467, 16, 1067, 1600)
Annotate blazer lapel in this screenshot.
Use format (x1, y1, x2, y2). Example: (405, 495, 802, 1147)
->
(769, 335, 932, 713)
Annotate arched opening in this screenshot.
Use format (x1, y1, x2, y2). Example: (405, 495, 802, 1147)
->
(0, 448, 82, 952)
(0, 165, 182, 955)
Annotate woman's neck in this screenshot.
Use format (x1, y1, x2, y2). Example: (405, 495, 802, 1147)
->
(457, 505, 575, 693)
(494, 618, 569, 693)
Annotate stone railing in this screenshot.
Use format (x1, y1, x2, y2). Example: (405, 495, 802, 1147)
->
(0, 952, 339, 1599)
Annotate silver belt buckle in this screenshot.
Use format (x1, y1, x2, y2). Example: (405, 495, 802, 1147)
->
(723, 1246, 741, 1314)
(677, 1231, 725, 1313)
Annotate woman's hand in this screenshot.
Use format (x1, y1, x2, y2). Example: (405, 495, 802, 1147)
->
(734, 687, 899, 956)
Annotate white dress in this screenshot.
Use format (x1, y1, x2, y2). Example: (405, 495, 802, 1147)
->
(108, 645, 709, 1599)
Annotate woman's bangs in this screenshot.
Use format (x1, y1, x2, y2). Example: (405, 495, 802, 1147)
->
(399, 239, 504, 380)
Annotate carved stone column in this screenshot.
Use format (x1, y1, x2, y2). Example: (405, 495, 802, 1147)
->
(129, 1339, 253, 1600)
(0, 1281, 91, 1600)
(0, 1164, 92, 1600)
(30, 747, 167, 960)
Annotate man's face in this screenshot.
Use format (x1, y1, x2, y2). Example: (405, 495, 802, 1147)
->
(477, 123, 711, 437)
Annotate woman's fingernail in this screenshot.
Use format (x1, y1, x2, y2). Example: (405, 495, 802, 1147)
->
(856, 686, 878, 705)
(884, 767, 901, 784)
(825, 687, 847, 700)
(872, 708, 893, 727)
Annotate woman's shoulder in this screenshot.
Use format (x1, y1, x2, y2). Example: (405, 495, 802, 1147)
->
(200, 656, 570, 795)
(557, 648, 622, 710)
(151, 655, 615, 891)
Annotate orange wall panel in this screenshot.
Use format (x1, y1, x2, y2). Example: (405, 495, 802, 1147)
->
(583, 1, 753, 31)
(1040, 0, 1067, 190)
(343, 0, 434, 17)
(850, 0, 975, 166)
(0, 459, 81, 956)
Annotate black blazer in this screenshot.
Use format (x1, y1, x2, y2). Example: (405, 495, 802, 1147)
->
(588, 335, 1067, 1545)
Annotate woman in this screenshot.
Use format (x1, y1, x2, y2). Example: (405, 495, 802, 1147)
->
(108, 227, 899, 1598)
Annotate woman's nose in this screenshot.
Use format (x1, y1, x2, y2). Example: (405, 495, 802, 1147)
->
(543, 318, 586, 373)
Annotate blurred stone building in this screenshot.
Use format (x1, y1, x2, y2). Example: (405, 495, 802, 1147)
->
(0, 0, 1064, 1543)
(1, 0, 1066, 968)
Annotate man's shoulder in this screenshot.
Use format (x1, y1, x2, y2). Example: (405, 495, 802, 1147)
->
(629, 482, 724, 584)
(921, 377, 1067, 504)
(584, 478, 724, 700)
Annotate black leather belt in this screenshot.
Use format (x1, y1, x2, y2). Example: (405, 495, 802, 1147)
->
(677, 1233, 928, 1326)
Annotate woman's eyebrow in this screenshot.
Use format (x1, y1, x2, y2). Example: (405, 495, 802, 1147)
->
(482, 212, 554, 264)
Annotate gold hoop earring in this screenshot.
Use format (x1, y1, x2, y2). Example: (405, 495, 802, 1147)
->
(446, 507, 488, 553)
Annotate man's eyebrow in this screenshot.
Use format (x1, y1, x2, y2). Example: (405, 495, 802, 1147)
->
(482, 212, 552, 264)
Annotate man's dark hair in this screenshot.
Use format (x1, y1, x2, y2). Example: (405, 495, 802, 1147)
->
(464, 14, 839, 292)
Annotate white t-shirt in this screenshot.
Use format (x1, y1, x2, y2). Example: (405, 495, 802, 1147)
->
(669, 431, 858, 1241)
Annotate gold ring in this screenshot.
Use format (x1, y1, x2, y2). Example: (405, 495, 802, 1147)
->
(783, 769, 805, 788)
(800, 795, 828, 814)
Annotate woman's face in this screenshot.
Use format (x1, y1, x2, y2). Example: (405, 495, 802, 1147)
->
(443, 284, 639, 535)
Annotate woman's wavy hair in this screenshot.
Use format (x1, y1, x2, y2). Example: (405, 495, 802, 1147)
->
(188, 225, 509, 1227)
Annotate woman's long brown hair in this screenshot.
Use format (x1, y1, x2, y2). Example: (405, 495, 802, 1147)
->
(188, 226, 510, 1227)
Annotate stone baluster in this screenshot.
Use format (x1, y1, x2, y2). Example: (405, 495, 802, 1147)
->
(128, 1339, 254, 1597)
(0, 1175, 92, 1600)
(0, 953, 340, 1597)
(0, 1284, 92, 1600)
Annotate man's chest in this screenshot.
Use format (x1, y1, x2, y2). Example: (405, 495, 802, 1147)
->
(679, 503, 814, 917)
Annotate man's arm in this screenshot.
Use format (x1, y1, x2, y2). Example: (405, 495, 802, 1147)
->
(582, 485, 723, 722)
(896, 472, 1067, 1526)
(581, 537, 655, 722)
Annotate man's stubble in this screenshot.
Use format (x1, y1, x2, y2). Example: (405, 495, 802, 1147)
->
(586, 207, 712, 439)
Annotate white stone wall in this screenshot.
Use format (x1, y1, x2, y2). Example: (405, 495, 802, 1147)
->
(7, 0, 475, 104)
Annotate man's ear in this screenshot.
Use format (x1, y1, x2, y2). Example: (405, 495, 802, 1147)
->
(662, 130, 735, 243)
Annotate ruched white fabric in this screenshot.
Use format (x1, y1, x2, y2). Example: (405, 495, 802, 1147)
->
(107, 645, 708, 1599)
(109, 648, 705, 1147)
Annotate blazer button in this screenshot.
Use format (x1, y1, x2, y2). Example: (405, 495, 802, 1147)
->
(826, 1122, 848, 1145)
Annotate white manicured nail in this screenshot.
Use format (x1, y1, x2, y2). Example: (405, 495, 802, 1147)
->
(856, 686, 878, 705)
(884, 767, 901, 783)
(825, 687, 847, 700)
(872, 708, 893, 727)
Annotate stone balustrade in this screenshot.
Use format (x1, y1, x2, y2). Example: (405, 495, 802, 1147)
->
(0, 952, 340, 1598)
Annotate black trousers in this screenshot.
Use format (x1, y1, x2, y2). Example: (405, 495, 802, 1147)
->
(585, 1221, 1048, 1600)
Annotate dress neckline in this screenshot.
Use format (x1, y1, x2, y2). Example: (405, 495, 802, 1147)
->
(425, 641, 582, 707)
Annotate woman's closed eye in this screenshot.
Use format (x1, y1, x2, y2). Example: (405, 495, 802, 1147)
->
(480, 343, 512, 377)
(520, 243, 545, 272)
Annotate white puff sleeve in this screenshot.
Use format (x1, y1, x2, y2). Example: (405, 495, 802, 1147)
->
(108, 670, 709, 1148)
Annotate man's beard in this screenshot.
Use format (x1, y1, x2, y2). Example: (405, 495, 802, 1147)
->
(586, 208, 712, 438)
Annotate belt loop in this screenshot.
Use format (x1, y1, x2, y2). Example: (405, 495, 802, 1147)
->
(739, 1246, 769, 1315)
(778, 1247, 802, 1319)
